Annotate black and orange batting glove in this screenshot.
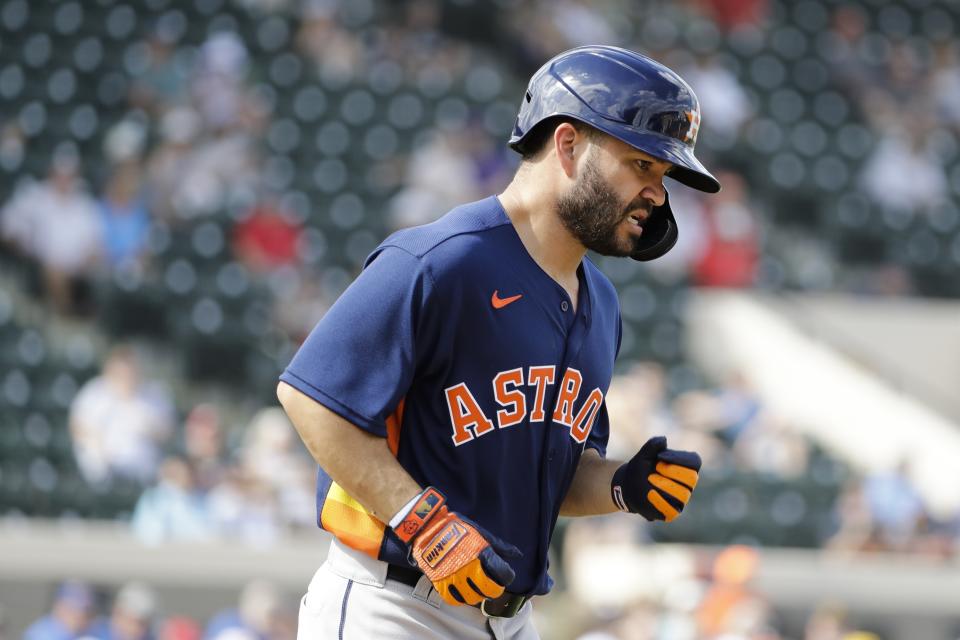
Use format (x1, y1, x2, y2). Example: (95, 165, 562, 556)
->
(611, 436, 701, 522)
(393, 487, 521, 607)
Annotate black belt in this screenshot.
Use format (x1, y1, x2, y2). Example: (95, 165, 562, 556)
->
(386, 564, 423, 587)
(385, 564, 529, 619)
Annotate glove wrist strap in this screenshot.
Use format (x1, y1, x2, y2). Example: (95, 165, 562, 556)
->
(392, 486, 446, 545)
(611, 464, 631, 513)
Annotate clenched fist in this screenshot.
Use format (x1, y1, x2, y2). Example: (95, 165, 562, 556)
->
(611, 436, 701, 522)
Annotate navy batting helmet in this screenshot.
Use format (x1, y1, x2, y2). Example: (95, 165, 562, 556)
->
(509, 45, 721, 261)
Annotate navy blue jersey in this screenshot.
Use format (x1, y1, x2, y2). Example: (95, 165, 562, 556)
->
(280, 196, 622, 596)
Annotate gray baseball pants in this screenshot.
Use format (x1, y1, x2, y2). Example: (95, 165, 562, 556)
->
(297, 538, 540, 640)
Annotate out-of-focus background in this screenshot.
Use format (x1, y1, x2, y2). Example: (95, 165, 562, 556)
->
(1, 0, 959, 638)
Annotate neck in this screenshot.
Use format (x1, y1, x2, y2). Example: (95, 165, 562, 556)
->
(498, 167, 586, 283)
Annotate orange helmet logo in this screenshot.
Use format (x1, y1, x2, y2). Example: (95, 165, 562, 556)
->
(684, 109, 701, 144)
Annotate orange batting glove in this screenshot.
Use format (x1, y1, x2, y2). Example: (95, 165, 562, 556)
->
(393, 487, 521, 606)
(611, 436, 701, 522)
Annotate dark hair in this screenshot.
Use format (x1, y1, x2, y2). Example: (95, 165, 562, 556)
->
(514, 117, 598, 162)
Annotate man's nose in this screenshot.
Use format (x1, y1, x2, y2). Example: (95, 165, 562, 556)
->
(641, 182, 666, 208)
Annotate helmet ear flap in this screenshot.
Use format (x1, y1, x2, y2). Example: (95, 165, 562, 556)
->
(630, 192, 678, 262)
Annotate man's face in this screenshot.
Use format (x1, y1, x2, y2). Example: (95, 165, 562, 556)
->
(556, 138, 670, 257)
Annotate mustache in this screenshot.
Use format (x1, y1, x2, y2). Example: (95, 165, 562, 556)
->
(623, 197, 654, 220)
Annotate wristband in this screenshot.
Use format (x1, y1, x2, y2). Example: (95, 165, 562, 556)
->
(391, 486, 446, 545)
(388, 493, 423, 530)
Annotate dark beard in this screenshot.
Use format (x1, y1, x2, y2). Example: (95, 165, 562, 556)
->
(555, 154, 650, 257)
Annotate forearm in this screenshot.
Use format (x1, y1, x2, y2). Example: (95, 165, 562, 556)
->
(559, 448, 623, 517)
(277, 381, 421, 522)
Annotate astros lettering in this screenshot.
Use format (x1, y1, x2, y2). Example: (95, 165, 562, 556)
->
(444, 366, 604, 446)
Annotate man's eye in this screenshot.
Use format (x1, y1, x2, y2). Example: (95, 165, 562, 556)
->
(636, 161, 651, 171)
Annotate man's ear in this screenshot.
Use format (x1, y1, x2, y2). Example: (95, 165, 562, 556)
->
(554, 122, 581, 178)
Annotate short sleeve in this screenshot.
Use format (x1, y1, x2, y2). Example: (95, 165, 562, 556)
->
(585, 402, 610, 458)
(588, 305, 619, 458)
(279, 247, 433, 436)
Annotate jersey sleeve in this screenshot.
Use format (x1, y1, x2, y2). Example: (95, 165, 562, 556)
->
(586, 307, 619, 458)
(584, 402, 610, 457)
(279, 246, 434, 437)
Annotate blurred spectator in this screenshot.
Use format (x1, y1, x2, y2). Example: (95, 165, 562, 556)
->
(733, 416, 810, 478)
(270, 266, 332, 344)
(204, 581, 288, 640)
(462, 119, 516, 196)
(550, 0, 618, 47)
(692, 170, 760, 288)
(182, 403, 229, 492)
(862, 460, 927, 550)
(0, 121, 25, 174)
(498, 3, 569, 73)
(240, 409, 307, 486)
(207, 468, 281, 547)
(131, 456, 214, 545)
(604, 362, 677, 459)
(89, 582, 159, 640)
(295, 1, 364, 82)
(878, 43, 928, 113)
(858, 125, 948, 215)
(823, 6, 874, 102)
(69, 346, 174, 485)
(388, 129, 483, 230)
(98, 163, 153, 272)
(0, 150, 102, 314)
(827, 481, 885, 553)
(696, 546, 774, 638)
(710, 370, 763, 444)
(191, 33, 251, 132)
(129, 27, 189, 114)
(157, 616, 203, 640)
(141, 31, 264, 221)
(804, 605, 852, 640)
(158, 618, 201, 640)
(103, 121, 149, 167)
(393, 0, 447, 74)
(231, 202, 303, 274)
(238, 408, 314, 528)
(930, 42, 960, 130)
(682, 54, 753, 143)
(702, 0, 768, 31)
(145, 108, 204, 222)
(169, 125, 260, 218)
(643, 186, 709, 280)
(23, 581, 98, 640)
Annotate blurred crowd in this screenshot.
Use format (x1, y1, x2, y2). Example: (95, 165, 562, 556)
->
(559, 363, 957, 639)
(567, 546, 887, 640)
(39, 349, 953, 640)
(10, 558, 893, 640)
(0, 23, 311, 322)
(13, 0, 960, 319)
(831, 5, 960, 216)
(18, 579, 295, 640)
(68, 346, 315, 547)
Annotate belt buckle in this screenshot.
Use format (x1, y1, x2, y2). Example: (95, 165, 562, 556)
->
(480, 598, 495, 618)
(480, 595, 526, 619)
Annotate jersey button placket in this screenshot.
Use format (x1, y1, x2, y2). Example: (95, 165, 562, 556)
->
(560, 300, 569, 312)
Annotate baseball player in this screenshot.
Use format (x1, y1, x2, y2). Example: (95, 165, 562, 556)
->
(277, 45, 720, 640)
